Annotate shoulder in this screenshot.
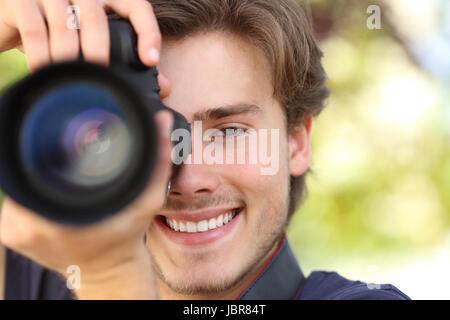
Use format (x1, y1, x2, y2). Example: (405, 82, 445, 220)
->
(4, 248, 73, 300)
(298, 270, 410, 300)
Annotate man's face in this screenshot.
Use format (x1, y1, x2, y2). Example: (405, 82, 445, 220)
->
(146, 32, 310, 299)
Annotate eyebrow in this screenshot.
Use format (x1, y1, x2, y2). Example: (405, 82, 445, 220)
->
(191, 103, 263, 122)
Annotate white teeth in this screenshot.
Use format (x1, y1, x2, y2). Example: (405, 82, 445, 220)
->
(165, 210, 239, 233)
(216, 215, 223, 227)
(208, 218, 217, 229)
(197, 220, 208, 232)
(186, 222, 197, 233)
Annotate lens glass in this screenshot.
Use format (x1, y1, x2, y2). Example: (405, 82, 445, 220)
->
(19, 83, 134, 194)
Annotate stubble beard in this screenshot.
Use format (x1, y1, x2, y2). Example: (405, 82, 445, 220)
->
(149, 175, 291, 297)
(149, 208, 288, 297)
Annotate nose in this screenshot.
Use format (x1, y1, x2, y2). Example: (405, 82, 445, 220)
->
(168, 163, 221, 202)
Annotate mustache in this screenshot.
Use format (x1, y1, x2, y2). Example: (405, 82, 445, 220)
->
(162, 192, 245, 212)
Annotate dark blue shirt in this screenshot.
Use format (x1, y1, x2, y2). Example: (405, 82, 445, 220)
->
(3, 235, 410, 300)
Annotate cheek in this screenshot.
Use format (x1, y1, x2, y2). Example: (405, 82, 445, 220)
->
(218, 158, 290, 218)
(218, 134, 290, 201)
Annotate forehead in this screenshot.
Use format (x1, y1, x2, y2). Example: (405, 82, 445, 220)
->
(158, 31, 276, 120)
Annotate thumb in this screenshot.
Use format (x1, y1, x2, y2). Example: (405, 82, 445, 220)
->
(134, 110, 174, 208)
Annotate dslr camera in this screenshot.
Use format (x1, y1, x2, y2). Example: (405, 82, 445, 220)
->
(0, 19, 190, 225)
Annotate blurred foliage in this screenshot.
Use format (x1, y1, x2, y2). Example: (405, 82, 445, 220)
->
(287, 0, 450, 278)
(0, 49, 28, 207)
(0, 49, 28, 88)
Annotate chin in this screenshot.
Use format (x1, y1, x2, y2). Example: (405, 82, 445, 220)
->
(163, 264, 240, 296)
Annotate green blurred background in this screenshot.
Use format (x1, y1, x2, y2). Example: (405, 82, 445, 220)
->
(0, 0, 449, 299)
(287, 0, 450, 299)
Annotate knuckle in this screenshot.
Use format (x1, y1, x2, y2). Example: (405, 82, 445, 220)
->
(85, 2, 106, 18)
(139, 0, 154, 12)
(75, 0, 105, 24)
(21, 27, 46, 42)
(51, 18, 72, 34)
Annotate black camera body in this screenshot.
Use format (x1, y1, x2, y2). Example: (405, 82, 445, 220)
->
(0, 20, 190, 225)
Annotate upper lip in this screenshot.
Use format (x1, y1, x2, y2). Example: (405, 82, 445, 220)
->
(158, 207, 241, 222)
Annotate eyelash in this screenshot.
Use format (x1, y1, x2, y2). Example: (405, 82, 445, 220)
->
(219, 126, 249, 136)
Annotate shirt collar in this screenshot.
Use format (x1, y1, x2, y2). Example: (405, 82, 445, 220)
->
(236, 235, 305, 300)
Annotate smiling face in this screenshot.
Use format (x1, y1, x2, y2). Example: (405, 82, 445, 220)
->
(146, 31, 312, 299)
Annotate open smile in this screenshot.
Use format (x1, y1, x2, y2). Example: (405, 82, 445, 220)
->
(155, 207, 244, 246)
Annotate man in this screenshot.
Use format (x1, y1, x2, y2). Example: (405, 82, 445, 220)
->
(0, 0, 409, 300)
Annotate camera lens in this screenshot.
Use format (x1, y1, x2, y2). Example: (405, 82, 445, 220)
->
(0, 60, 163, 224)
(0, 21, 191, 225)
(19, 83, 134, 195)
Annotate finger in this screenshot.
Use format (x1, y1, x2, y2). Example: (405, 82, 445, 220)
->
(157, 72, 171, 99)
(152, 110, 174, 184)
(103, 0, 161, 66)
(0, 18, 20, 52)
(0, 198, 3, 242)
(15, 0, 50, 72)
(71, 0, 109, 65)
(134, 110, 173, 208)
(40, 0, 80, 62)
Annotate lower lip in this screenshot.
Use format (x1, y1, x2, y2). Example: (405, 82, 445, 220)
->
(155, 210, 242, 246)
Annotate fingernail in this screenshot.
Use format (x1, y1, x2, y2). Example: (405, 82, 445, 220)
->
(148, 48, 160, 64)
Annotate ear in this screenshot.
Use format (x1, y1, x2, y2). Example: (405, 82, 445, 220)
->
(288, 115, 313, 176)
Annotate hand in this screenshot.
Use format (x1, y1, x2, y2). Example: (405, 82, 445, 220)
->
(0, 0, 173, 299)
(0, 110, 173, 299)
(0, 0, 170, 97)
